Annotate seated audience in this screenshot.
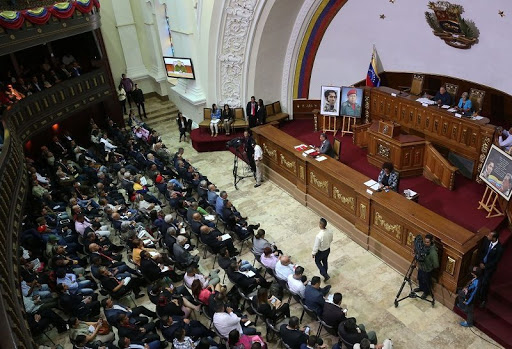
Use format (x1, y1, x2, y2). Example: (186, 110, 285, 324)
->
(322, 292, 347, 330)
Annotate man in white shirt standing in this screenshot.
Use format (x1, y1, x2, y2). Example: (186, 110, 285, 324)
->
(253, 141, 263, 188)
(312, 218, 333, 281)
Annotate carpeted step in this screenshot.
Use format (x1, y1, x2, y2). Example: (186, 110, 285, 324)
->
(190, 128, 245, 152)
(484, 296, 512, 327)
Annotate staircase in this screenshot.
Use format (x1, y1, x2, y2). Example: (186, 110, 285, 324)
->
(128, 96, 179, 130)
(454, 229, 512, 348)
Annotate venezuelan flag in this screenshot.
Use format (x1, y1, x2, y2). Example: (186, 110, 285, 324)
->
(366, 48, 381, 87)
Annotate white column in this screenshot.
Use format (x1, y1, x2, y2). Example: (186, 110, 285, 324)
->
(141, 1, 168, 84)
(112, 0, 149, 79)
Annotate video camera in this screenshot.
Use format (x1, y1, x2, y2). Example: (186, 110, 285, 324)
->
(414, 234, 428, 262)
(226, 137, 243, 149)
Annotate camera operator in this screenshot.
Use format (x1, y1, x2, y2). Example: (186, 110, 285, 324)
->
(243, 129, 256, 173)
(414, 234, 439, 299)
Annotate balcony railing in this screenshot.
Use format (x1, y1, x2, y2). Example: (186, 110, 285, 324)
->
(0, 68, 112, 349)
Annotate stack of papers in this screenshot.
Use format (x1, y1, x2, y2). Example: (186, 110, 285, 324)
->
(304, 149, 316, 155)
(472, 116, 484, 120)
(364, 179, 380, 191)
(143, 239, 153, 245)
(404, 189, 418, 198)
(447, 108, 457, 113)
(415, 98, 435, 105)
(294, 144, 308, 151)
(441, 105, 450, 109)
(221, 234, 231, 241)
(316, 156, 327, 162)
(243, 270, 256, 277)
(205, 215, 216, 221)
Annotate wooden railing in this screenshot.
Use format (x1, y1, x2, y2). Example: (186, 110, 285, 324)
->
(423, 142, 459, 190)
(0, 68, 112, 349)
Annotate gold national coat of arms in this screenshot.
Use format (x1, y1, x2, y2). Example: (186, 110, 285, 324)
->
(425, 1, 479, 49)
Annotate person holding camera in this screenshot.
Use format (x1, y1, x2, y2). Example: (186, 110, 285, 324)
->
(414, 234, 439, 299)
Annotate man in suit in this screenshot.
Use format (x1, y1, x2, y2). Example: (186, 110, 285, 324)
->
(304, 276, 331, 316)
(226, 260, 271, 293)
(478, 231, 503, 307)
(315, 133, 335, 158)
(117, 313, 161, 344)
(279, 316, 309, 349)
(322, 292, 346, 329)
(102, 296, 156, 326)
(133, 84, 147, 119)
(246, 96, 258, 128)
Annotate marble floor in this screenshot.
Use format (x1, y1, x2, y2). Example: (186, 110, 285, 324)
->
(40, 98, 501, 348)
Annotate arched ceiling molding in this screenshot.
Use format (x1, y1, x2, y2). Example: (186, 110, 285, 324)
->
(292, 0, 346, 99)
(216, 0, 265, 108)
(280, 0, 319, 113)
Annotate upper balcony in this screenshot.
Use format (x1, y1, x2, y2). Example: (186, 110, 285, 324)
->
(0, 0, 101, 55)
(0, 66, 113, 349)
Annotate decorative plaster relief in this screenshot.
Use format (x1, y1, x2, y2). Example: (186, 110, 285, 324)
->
(218, 0, 257, 107)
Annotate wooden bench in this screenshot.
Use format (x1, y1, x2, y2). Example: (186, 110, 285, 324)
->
(266, 101, 289, 124)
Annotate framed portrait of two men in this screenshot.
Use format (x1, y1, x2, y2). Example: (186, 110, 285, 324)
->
(320, 85, 363, 118)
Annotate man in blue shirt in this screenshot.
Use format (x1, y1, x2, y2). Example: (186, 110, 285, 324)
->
(459, 267, 481, 327)
(304, 276, 331, 316)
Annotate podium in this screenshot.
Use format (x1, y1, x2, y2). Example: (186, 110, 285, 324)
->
(367, 121, 426, 177)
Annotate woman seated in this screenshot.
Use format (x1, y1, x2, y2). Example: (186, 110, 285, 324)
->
(228, 329, 267, 349)
(131, 238, 160, 266)
(191, 278, 225, 305)
(377, 162, 399, 192)
(222, 104, 235, 135)
(260, 246, 280, 271)
(210, 104, 221, 137)
(252, 229, 281, 258)
(455, 91, 472, 115)
(252, 287, 290, 323)
(156, 293, 200, 319)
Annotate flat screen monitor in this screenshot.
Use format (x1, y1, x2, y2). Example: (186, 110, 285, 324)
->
(163, 56, 196, 80)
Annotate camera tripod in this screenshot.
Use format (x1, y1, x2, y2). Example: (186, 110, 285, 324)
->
(394, 257, 435, 308)
(232, 148, 254, 190)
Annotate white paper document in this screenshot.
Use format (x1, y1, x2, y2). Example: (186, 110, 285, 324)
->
(370, 183, 381, 191)
(149, 251, 159, 257)
(364, 179, 377, 187)
(447, 108, 457, 113)
(316, 156, 327, 162)
(205, 214, 216, 221)
(221, 234, 231, 241)
(304, 149, 316, 155)
(454, 113, 462, 118)
(161, 266, 169, 272)
(441, 105, 450, 109)
(243, 270, 256, 277)
(472, 116, 484, 120)
(416, 98, 435, 105)
(124, 277, 131, 285)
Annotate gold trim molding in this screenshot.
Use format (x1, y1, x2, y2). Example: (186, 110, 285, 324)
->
(445, 256, 456, 276)
(309, 172, 328, 193)
(299, 165, 305, 180)
(280, 154, 296, 173)
(374, 212, 402, 240)
(333, 186, 355, 210)
(262, 143, 277, 161)
(359, 203, 366, 220)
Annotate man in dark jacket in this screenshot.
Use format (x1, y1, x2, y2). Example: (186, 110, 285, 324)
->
(478, 231, 503, 307)
(159, 314, 214, 341)
(322, 292, 347, 329)
(117, 313, 160, 343)
(132, 84, 147, 119)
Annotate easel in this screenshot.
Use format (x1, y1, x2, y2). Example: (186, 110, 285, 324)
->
(341, 116, 356, 137)
(322, 114, 339, 136)
(477, 186, 504, 218)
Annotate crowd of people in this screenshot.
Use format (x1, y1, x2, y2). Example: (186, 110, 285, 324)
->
(0, 53, 86, 112)
(20, 99, 393, 348)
